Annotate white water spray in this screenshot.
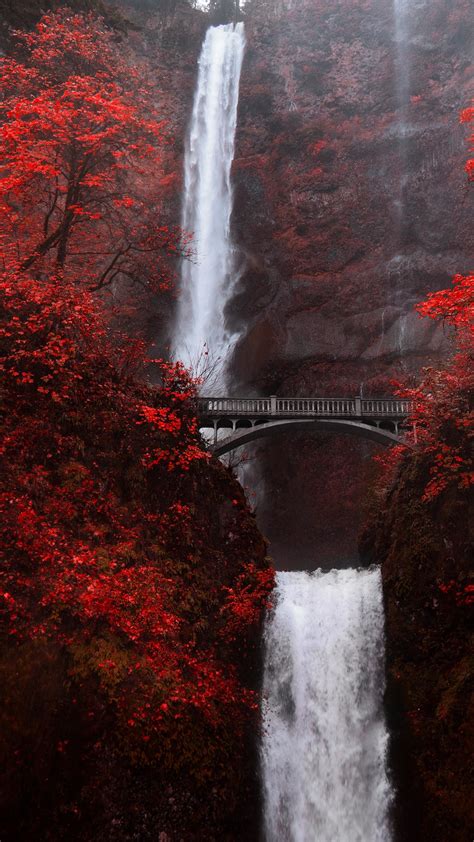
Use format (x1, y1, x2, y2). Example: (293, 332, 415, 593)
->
(392, 0, 411, 362)
(173, 23, 245, 390)
(392, 0, 411, 230)
(394, 0, 410, 135)
(261, 568, 392, 842)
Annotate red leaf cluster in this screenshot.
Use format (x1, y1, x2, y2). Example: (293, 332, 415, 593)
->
(460, 102, 474, 181)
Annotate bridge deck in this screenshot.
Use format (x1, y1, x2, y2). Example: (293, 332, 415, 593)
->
(198, 396, 412, 422)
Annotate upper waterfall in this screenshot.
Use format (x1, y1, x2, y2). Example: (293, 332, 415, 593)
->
(173, 23, 245, 390)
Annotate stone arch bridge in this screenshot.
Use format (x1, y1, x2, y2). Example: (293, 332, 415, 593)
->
(197, 396, 415, 457)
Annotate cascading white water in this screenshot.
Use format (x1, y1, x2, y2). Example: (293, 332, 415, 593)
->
(173, 23, 245, 390)
(392, 0, 411, 362)
(393, 0, 411, 222)
(394, 0, 410, 135)
(261, 568, 392, 842)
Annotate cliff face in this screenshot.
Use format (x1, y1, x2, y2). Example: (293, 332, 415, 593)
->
(226, 0, 473, 565)
(88, 0, 471, 566)
(5, 1, 469, 565)
(233, 0, 472, 380)
(360, 458, 473, 841)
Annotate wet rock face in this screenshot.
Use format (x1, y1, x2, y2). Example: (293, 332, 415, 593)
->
(227, 0, 473, 565)
(360, 463, 473, 842)
(6, 1, 470, 565)
(233, 0, 472, 330)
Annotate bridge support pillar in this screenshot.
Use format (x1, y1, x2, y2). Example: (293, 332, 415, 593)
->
(355, 396, 362, 416)
(270, 395, 277, 415)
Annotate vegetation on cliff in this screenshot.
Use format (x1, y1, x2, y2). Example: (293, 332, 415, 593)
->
(370, 105, 473, 511)
(0, 11, 273, 840)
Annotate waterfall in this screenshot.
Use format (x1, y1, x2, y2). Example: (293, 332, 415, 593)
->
(392, 0, 411, 362)
(173, 23, 245, 390)
(393, 0, 410, 135)
(176, 22, 394, 842)
(393, 0, 410, 227)
(261, 568, 392, 842)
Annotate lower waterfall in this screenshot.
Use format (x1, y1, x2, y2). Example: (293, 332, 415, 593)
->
(261, 567, 392, 842)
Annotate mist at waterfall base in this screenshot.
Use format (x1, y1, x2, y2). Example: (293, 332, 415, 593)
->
(173, 23, 245, 391)
(261, 568, 393, 842)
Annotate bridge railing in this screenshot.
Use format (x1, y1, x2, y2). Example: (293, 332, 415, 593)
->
(198, 396, 413, 418)
(200, 397, 272, 414)
(276, 398, 356, 415)
(361, 398, 412, 416)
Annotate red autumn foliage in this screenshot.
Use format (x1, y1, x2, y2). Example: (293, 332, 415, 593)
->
(374, 278, 473, 502)
(438, 581, 474, 607)
(220, 562, 275, 642)
(0, 9, 186, 294)
(0, 11, 273, 796)
(417, 272, 474, 336)
(406, 270, 473, 501)
(0, 266, 238, 733)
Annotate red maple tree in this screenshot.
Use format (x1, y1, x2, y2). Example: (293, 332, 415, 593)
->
(0, 9, 184, 294)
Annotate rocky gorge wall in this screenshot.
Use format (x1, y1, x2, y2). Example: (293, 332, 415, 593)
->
(360, 455, 473, 841)
(227, 0, 473, 565)
(233, 0, 473, 387)
(94, 0, 471, 565)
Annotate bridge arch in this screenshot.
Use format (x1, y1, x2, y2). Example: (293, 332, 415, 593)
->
(211, 418, 409, 457)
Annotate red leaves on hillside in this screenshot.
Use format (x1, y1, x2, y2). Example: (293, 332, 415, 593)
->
(0, 11, 272, 758)
(0, 259, 264, 741)
(406, 271, 474, 500)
